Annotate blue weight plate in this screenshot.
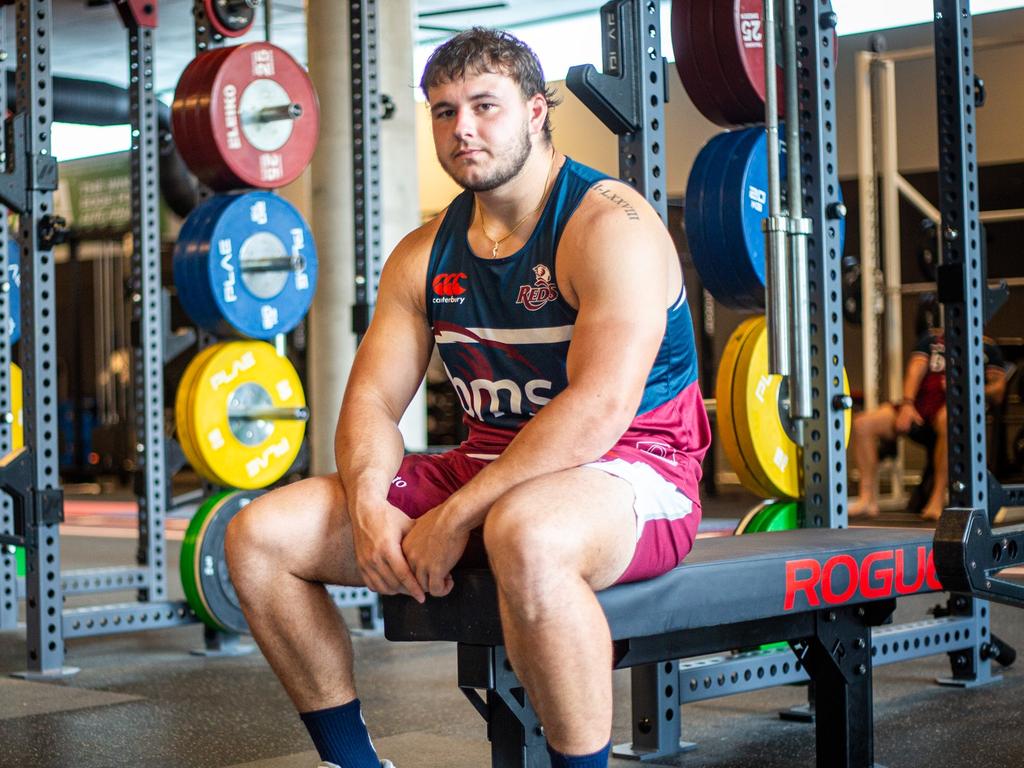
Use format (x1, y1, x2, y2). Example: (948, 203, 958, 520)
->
(695, 131, 747, 305)
(173, 201, 212, 326)
(185, 194, 240, 334)
(704, 128, 761, 309)
(184, 193, 242, 334)
(719, 126, 771, 309)
(8, 239, 19, 345)
(686, 131, 741, 303)
(728, 127, 847, 309)
(683, 137, 720, 296)
(200, 191, 318, 339)
(174, 195, 235, 332)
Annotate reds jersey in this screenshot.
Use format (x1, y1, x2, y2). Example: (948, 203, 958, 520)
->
(426, 157, 709, 491)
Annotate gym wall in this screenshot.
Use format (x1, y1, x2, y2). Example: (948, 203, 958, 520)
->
(415, 7, 1024, 214)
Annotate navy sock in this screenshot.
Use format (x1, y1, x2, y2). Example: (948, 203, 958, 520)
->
(546, 741, 611, 767)
(299, 699, 379, 768)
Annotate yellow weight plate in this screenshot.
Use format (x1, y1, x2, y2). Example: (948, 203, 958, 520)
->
(10, 363, 22, 451)
(176, 344, 224, 483)
(188, 340, 306, 490)
(732, 319, 853, 500)
(186, 343, 236, 486)
(715, 316, 775, 498)
(733, 316, 801, 498)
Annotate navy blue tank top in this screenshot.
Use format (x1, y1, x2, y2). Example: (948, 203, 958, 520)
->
(426, 156, 698, 431)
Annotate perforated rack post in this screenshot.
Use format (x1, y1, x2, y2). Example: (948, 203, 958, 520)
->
(0, 6, 16, 633)
(350, 0, 383, 340)
(932, 0, 1024, 612)
(795, 2, 847, 530)
(14, 0, 66, 677)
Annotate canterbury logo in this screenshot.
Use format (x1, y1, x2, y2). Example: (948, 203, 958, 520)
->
(432, 272, 468, 296)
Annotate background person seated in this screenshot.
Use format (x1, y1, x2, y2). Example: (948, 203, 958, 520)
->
(850, 328, 1007, 521)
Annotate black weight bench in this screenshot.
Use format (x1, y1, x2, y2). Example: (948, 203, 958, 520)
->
(383, 527, 941, 768)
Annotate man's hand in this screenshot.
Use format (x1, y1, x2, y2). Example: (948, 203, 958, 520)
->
(350, 502, 426, 603)
(402, 502, 471, 598)
(895, 402, 923, 434)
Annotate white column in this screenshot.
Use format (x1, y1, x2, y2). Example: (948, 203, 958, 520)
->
(383, 0, 427, 451)
(306, 1, 423, 475)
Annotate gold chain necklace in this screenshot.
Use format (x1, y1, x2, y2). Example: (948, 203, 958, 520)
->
(478, 151, 557, 259)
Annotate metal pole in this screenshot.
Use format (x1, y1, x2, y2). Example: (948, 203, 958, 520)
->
(763, 0, 791, 377)
(879, 58, 907, 503)
(856, 52, 881, 413)
(784, 0, 812, 420)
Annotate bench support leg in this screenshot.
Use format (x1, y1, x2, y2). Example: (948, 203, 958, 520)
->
(613, 661, 696, 761)
(936, 595, 1000, 688)
(457, 644, 547, 768)
(792, 602, 894, 768)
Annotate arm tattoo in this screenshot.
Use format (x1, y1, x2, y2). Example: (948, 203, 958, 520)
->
(593, 183, 641, 221)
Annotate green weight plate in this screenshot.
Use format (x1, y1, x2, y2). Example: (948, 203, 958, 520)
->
(15, 546, 24, 578)
(733, 499, 771, 535)
(181, 490, 263, 634)
(740, 500, 801, 535)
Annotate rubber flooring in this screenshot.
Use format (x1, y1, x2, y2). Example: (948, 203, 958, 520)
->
(0, 492, 1022, 768)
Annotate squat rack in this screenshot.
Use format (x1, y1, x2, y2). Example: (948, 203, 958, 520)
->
(564, 0, 1008, 758)
(5, 0, 386, 677)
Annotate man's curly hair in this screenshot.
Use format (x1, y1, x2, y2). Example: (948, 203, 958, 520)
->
(420, 27, 561, 140)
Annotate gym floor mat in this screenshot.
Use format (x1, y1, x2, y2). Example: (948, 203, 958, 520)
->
(0, 678, 140, 720)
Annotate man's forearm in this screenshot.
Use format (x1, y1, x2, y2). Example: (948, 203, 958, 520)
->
(335, 398, 407, 510)
(443, 388, 636, 531)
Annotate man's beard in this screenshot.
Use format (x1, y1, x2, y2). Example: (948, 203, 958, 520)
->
(441, 124, 532, 192)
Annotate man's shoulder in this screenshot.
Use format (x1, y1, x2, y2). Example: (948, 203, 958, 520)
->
(387, 209, 448, 270)
(565, 177, 661, 244)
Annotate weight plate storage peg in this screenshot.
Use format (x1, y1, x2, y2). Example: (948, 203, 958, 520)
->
(179, 340, 307, 490)
(181, 490, 263, 634)
(173, 191, 318, 340)
(172, 42, 319, 190)
(204, 0, 260, 38)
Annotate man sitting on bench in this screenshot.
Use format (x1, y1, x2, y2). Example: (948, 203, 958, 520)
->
(224, 28, 710, 768)
(850, 327, 1006, 521)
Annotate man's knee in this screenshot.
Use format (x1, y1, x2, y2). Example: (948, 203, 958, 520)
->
(225, 492, 286, 585)
(483, 494, 577, 613)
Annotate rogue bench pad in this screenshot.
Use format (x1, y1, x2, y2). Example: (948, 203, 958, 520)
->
(382, 527, 939, 645)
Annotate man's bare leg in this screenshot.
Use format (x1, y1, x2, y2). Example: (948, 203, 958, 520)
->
(483, 467, 639, 756)
(225, 475, 365, 711)
(921, 407, 949, 521)
(850, 404, 898, 517)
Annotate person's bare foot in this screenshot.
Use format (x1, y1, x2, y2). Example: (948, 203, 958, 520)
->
(920, 504, 943, 522)
(849, 497, 880, 519)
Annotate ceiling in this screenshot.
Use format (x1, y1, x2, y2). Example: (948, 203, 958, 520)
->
(25, 1, 604, 97)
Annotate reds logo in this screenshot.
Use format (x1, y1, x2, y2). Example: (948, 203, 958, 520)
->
(433, 272, 467, 296)
(516, 264, 559, 311)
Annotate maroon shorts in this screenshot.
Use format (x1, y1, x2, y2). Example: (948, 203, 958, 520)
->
(386, 447, 701, 585)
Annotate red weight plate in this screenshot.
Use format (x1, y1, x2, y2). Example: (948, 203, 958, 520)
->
(204, 0, 257, 38)
(724, 0, 783, 119)
(173, 48, 234, 186)
(671, 0, 731, 126)
(172, 54, 210, 153)
(204, 42, 320, 190)
(691, 0, 762, 125)
(188, 47, 238, 186)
